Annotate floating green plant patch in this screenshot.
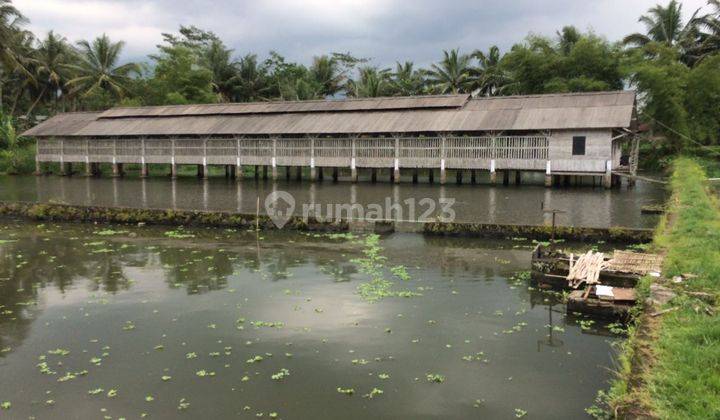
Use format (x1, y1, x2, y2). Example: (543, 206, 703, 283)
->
(271, 368, 290, 381)
(426, 373, 445, 383)
(337, 387, 355, 395)
(363, 388, 383, 399)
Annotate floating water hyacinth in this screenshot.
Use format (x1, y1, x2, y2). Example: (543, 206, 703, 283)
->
(515, 408, 528, 418)
(337, 387, 355, 395)
(426, 373, 445, 383)
(363, 388, 384, 399)
(271, 368, 290, 381)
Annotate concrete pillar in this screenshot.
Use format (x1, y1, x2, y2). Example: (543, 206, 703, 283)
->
(235, 163, 242, 181)
(470, 169, 476, 184)
(603, 160, 612, 189)
(456, 170, 463, 185)
(262, 165, 268, 180)
(171, 163, 178, 179)
(389, 168, 395, 183)
(295, 166, 302, 181)
(412, 168, 418, 184)
(502, 170, 509, 186)
(197, 164, 204, 179)
(35, 160, 42, 176)
(440, 160, 446, 185)
(111, 163, 122, 178)
(332, 167, 339, 182)
(393, 161, 400, 184)
(350, 166, 357, 183)
(545, 161, 552, 187)
(371, 168, 377, 183)
(85, 161, 93, 177)
(271, 164, 278, 180)
(428, 169, 434, 184)
(515, 170, 521, 185)
(310, 166, 317, 182)
(140, 163, 149, 178)
(490, 159, 497, 184)
(229, 165, 236, 179)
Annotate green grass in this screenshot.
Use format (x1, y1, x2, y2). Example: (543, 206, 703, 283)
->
(604, 157, 720, 419)
(646, 157, 720, 418)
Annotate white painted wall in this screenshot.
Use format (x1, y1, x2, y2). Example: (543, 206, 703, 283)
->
(549, 129, 612, 173)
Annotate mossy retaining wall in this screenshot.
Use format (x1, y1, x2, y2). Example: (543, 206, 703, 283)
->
(0, 201, 652, 243)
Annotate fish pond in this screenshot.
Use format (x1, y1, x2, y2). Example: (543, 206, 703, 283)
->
(0, 220, 623, 419)
(0, 174, 665, 228)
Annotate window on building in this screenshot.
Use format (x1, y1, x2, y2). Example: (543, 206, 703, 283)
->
(572, 136, 586, 155)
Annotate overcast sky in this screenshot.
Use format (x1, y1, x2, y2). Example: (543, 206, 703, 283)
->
(13, 0, 713, 67)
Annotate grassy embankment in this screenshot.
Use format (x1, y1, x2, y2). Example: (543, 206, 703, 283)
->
(603, 157, 720, 418)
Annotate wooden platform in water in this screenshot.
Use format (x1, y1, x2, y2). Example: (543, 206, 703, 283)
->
(531, 244, 662, 320)
(531, 246, 656, 289)
(567, 287, 637, 320)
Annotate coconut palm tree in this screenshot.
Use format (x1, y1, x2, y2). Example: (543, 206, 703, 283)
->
(471, 46, 513, 96)
(0, 0, 26, 70)
(201, 39, 238, 102)
(233, 54, 271, 102)
(26, 31, 73, 115)
(346, 66, 392, 98)
(65, 34, 140, 99)
(622, 0, 703, 64)
(425, 49, 475, 94)
(694, 0, 720, 62)
(310, 55, 345, 97)
(0, 0, 33, 111)
(390, 61, 425, 96)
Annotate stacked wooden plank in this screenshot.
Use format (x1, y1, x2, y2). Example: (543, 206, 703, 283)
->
(566, 251, 606, 289)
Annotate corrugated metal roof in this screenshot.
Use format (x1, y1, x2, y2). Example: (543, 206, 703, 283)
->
(98, 94, 471, 118)
(23, 91, 635, 137)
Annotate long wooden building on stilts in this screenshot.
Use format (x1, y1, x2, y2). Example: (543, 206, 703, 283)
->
(23, 90, 639, 188)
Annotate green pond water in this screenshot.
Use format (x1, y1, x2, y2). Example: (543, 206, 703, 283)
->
(0, 220, 621, 419)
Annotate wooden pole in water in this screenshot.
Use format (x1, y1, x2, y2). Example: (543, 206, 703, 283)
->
(256, 196, 260, 231)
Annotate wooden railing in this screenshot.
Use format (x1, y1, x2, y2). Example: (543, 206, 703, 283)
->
(37, 135, 551, 170)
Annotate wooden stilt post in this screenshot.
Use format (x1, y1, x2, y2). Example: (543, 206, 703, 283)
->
(412, 168, 418, 184)
(332, 167, 339, 182)
(428, 169, 434, 184)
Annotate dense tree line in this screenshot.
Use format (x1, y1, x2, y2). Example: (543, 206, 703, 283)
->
(1, 0, 719, 168)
